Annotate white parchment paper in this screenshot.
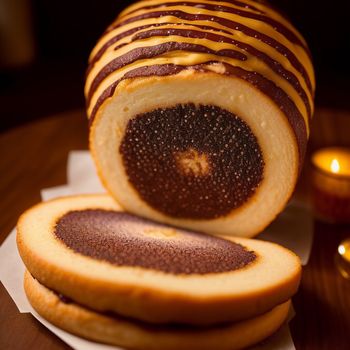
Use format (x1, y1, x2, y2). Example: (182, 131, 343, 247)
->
(1, 150, 314, 350)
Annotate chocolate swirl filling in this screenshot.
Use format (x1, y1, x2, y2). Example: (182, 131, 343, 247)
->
(54, 209, 256, 274)
(120, 104, 264, 219)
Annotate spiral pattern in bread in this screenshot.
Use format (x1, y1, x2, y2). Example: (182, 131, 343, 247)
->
(85, 0, 315, 237)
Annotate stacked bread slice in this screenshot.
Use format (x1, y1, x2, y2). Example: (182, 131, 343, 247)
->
(86, 0, 315, 237)
(18, 195, 301, 349)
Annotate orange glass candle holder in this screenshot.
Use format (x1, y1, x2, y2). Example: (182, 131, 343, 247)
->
(311, 147, 350, 223)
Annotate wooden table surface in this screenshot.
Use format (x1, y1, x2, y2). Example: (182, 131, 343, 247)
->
(1, 108, 350, 350)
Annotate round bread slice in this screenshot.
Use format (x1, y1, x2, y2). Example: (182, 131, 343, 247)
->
(17, 194, 301, 325)
(86, 0, 315, 237)
(24, 271, 291, 350)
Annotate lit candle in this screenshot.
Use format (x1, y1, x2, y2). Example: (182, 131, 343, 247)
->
(336, 238, 350, 279)
(311, 147, 350, 223)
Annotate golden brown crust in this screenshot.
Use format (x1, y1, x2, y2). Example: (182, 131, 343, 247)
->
(24, 271, 291, 350)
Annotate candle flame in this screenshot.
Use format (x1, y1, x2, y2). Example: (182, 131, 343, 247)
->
(330, 159, 340, 173)
(338, 244, 346, 255)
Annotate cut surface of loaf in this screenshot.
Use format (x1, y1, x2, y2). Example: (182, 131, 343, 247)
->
(24, 270, 291, 350)
(17, 194, 301, 325)
(85, 0, 315, 237)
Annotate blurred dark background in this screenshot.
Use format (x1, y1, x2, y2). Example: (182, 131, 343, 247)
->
(1, 0, 350, 132)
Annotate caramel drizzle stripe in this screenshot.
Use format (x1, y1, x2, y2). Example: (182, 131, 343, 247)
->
(121, 0, 265, 18)
(213, 0, 274, 12)
(202, 0, 265, 12)
(206, 0, 282, 14)
(89, 63, 307, 169)
(87, 41, 247, 103)
(132, 28, 312, 115)
(108, 10, 312, 92)
(116, 2, 307, 52)
(88, 22, 233, 71)
(89, 64, 184, 125)
(86, 28, 311, 120)
(95, 22, 312, 99)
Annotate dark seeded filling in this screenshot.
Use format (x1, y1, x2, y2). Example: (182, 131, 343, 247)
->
(54, 209, 256, 274)
(120, 104, 264, 219)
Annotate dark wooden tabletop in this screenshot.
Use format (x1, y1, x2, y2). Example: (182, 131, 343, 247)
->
(0, 108, 349, 350)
